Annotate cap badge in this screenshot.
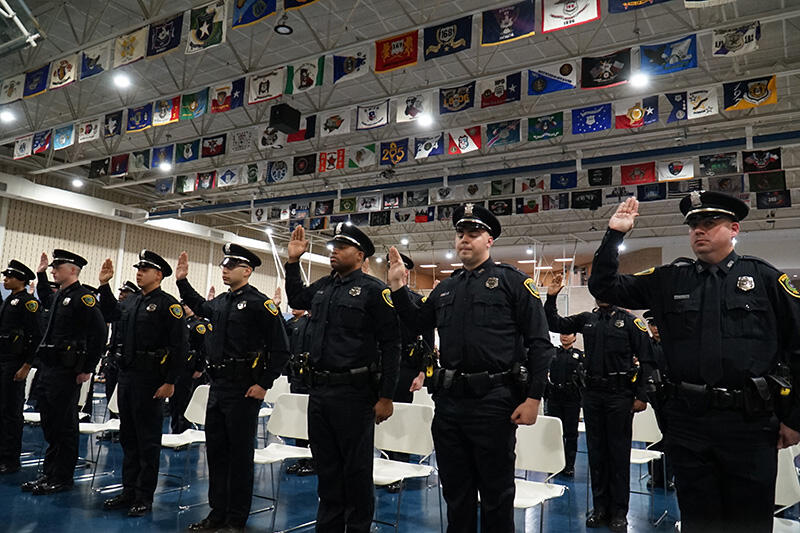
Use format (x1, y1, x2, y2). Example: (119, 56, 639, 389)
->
(486, 277, 499, 289)
(464, 203, 474, 216)
(237, 301, 247, 309)
(146, 303, 157, 312)
(690, 191, 702, 207)
(335, 222, 343, 235)
(349, 286, 361, 296)
(737, 276, 755, 291)
(224, 243, 231, 253)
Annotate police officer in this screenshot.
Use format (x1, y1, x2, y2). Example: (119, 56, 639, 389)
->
(642, 310, 673, 490)
(0, 260, 41, 474)
(22, 250, 106, 495)
(387, 203, 554, 533)
(544, 331, 585, 477)
(176, 243, 289, 533)
(589, 192, 800, 533)
(283, 307, 314, 476)
(286, 223, 400, 533)
(170, 302, 209, 434)
(545, 272, 652, 532)
(97, 250, 187, 516)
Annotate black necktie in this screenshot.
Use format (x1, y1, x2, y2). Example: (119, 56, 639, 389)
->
(41, 290, 65, 344)
(213, 292, 232, 360)
(591, 312, 608, 377)
(700, 266, 723, 385)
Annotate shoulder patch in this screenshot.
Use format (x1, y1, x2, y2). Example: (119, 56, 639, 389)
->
(80, 294, 96, 307)
(523, 278, 540, 299)
(264, 299, 279, 316)
(169, 304, 184, 319)
(779, 274, 800, 299)
(195, 324, 207, 334)
(381, 288, 394, 308)
(634, 317, 648, 332)
(25, 300, 39, 313)
(634, 267, 654, 276)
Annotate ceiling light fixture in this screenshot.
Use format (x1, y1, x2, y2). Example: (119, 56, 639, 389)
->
(440, 269, 455, 274)
(265, 227, 273, 234)
(400, 238, 409, 245)
(113, 72, 131, 88)
(71, 178, 84, 188)
(274, 14, 293, 35)
(158, 161, 172, 172)
(420, 264, 437, 268)
(535, 265, 553, 271)
(374, 257, 383, 263)
(629, 72, 649, 89)
(517, 260, 537, 264)
(554, 257, 573, 263)
(525, 247, 534, 255)
(417, 113, 434, 127)
(445, 251, 454, 259)
(450, 263, 463, 267)
(0, 110, 15, 123)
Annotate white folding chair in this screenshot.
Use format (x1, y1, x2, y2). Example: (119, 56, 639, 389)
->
(629, 404, 668, 525)
(412, 387, 435, 408)
(372, 403, 439, 532)
(513, 416, 570, 533)
(258, 375, 292, 442)
(80, 386, 122, 491)
(22, 367, 41, 425)
(253, 392, 315, 532)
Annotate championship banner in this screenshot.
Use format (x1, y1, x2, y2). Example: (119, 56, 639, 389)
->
(639, 35, 697, 76)
(722, 75, 777, 111)
(375, 30, 418, 73)
(481, 0, 536, 46)
(542, 0, 600, 34)
(424, 16, 472, 60)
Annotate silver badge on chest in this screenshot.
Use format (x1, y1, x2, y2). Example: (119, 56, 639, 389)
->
(736, 276, 755, 291)
(349, 286, 362, 297)
(237, 301, 247, 309)
(614, 319, 625, 328)
(485, 277, 499, 289)
(62, 297, 71, 305)
(10, 299, 18, 306)
(146, 303, 157, 312)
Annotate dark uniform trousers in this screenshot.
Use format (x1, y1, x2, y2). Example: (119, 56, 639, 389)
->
(0, 359, 25, 465)
(582, 387, 634, 516)
(206, 377, 262, 527)
(544, 391, 581, 471)
(103, 362, 119, 419)
(37, 366, 81, 483)
(118, 370, 164, 502)
(433, 386, 517, 533)
(309, 383, 376, 533)
(170, 369, 194, 434)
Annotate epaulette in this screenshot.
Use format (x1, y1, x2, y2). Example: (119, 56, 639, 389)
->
(494, 262, 527, 278)
(739, 255, 780, 273)
(669, 257, 695, 267)
(361, 273, 385, 286)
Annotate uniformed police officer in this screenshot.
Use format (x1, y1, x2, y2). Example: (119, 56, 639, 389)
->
(170, 302, 209, 434)
(546, 271, 652, 532)
(22, 250, 106, 495)
(176, 243, 290, 533)
(642, 310, 673, 490)
(387, 204, 554, 533)
(544, 332, 585, 477)
(286, 223, 400, 533)
(97, 250, 187, 516)
(589, 192, 800, 533)
(0, 260, 41, 474)
(283, 307, 315, 476)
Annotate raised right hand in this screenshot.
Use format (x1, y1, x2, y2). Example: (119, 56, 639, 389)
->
(98, 258, 114, 285)
(287, 226, 308, 262)
(609, 197, 640, 233)
(37, 252, 49, 273)
(175, 251, 189, 280)
(547, 273, 564, 296)
(387, 246, 407, 291)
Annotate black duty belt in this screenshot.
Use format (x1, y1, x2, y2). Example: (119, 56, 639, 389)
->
(664, 381, 771, 413)
(586, 372, 633, 390)
(310, 366, 372, 387)
(428, 368, 515, 398)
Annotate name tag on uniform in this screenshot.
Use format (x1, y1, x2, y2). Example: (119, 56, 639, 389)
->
(146, 303, 157, 312)
(237, 301, 247, 309)
(673, 294, 690, 300)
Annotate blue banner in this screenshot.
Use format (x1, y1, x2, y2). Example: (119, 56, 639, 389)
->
(232, 0, 276, 28)
(127, 102, 153, 132)
(151, 144, 175, 167)
(414, 134, 445, 159)
(640, 34, 697, 76)
(550, 172, 578, 189)
(572, 104, 612, 134)
(486, 119, 520, 148)
(424, 15, 472, 60)
(439, 81, 475, 114)
(147, 13, 183, 57)
(665, 92, 687, 122)
(23, 64, 49, 97)
(608, 0, 672, 13)
(481, 0, 535, 46)
(380, 139, 409, 166)
(528, 62, 577, 95)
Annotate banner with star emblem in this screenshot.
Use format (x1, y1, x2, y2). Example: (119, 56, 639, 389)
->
(439, 80, 475, 114)
(395, 91, 433, 122)
(414, 133, 445, 159)
(110, 154, 129, 178)
(581, 48, 631, 89)
(447, 126, 481, 155)
(146, 13, 183, 57)
(320, 110, 351, 137)
(176, 139, 200, 164)
(614, 95, 658, 129)
(356, 100, 389, 130)
(127, 103, 153, 132)
(348, 144, 377, 168)
(332, 45, 370, 84)
(723, 75, 777, 111)
(113, 27, 147, 67)
(0, 74, 24, 104)
(210, 78, 245, 113)
(657, 158, 694, 181)
(665, 92, 687, 122)
(153, 95, 181, 126)
(285, 56, 324, 94)
(232, 0, 276, 28)
(481, 0, 536, 46)
(380, 139, 409, 166)
(180, 87, 209, 120)
(48, 54, 78, 90)
(713, 21, 760, 57)
(608, 0, 670, 12)
(528, 112, 563, 140)
(542, 0, 600, 34)
(186, 0, 227, 54)
(202, 134, 226, 158)
(23, 64, 49, 98)
(572, 103, 611, 134)
(151, 144, 174, 168)
(639, 34, 697, 76)
(528, 61, 577, 95)
(79, 41, 111, 80)
(620, 161, 656, 185)
(375, 30, 418, 73)
(318, 149, 346, 172)
(477, 72, 521, 108)
(53, 125, 75, 150)
(77, 118, 101, 143)
(486, 119, 521, 148)
(687, 86, 718, 119)
(423, 15, 472, 60)
(104, 110, 123, 138)
(13, 134, 32, 160)
(248, 68, 285, 103)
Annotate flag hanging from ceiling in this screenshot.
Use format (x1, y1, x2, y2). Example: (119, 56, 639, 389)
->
(551, 172, 578, 189)
(155, 177, 174, 195)
(0, 74, 24, 104)
(756, 190, 791, 210)
(477, 72, 521, 108)
(439, 81, 475, 114)
(232, 0, 276, 28)
(572, 103, 612, 134)
(481, 0, 536, 46)
(395, 91, 433, 122)
(248, 68, 284, 103)
(571, 189, 603, 210)
(639, 35, 697, 76)
(266, 160, 290, 183)
(348, 144, 377, 168)
(127, 102, 153, 132)
(113, 27, 147, 67)
(587, 167, 612, 186)
(356, 101, 389, 130)
(516, 197, 540, 214)
(713, 21, 760, 56)
(723, 75, 777, 111)
(608, 0, 671, 12)
(320, 110, 351, 137)
(186, 0, 227, 54)
(53, 125, 75, 150)
(176, 139, 200, 164)
(667, 178, 702, 199)
(380, 139, 409, 166)
(516, 177, 543, 194)
(414, 133, 445, 159)
(581, 48, 631, 89)
(88, 158, 110, 179)
(707, 175, 744, 193)
(614, 95, 658, 129)
(318, 149, 346, 172)
(423, 15, 472, 60)
(541, 0, 600, 33)
(32, 130, 51, 154)
(146, 13, 183, 57)
(80, 41, 111, 80)
(104, 110, 123, 138)
(196, 171, 217, 190)
(528, 62, 577, 95)
(285, 56, 324, 94)
(685, 0, 735, 7)
(181, 88, 209, 120)
(23, 65, 49, 98)
(151, 144, 175, 168)
(242, 163, 264, 184)
(657, 158, 694, 181)
(129, 149, 150, 172)
(293, 154, 317, 176)
(255, 126, 286, 150)
(285, 0, 321, 10)
(528, 112, 563, 140)
(287, 115, 316, 142)
(202, 134, 227, 158)
(375, 30, 418, 73)
(748, 170, 785, 192)
(687, 87, 718, 119)
(699, 153, 738, 176)
(153, 95, 181, 126)
(110, 154, 129, 178)
(665, 92, 688, 122)
(210, 78, 245, 112)
(637, 183, 667, 202)
(228, 129, 254, 153)
(486, 119, 521, 148)
(620, 161, 656, 185)
(48, 54, 78, 90)
(742, 148, 781, 173)
(447, 126, 481, 155)
(216, 167, 242, 188)
(13, 135, 33, 160)
(332, 45, 370, 83)
(78, 118, 101, 143)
